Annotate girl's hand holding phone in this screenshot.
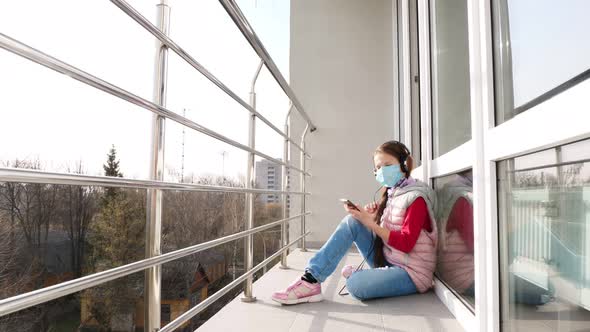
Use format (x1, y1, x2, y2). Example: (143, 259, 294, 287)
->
(364, 201, 378, 214)
(342, 200, 378, 227)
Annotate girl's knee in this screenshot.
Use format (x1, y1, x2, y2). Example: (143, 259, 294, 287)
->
(342, 214, 355, 224)
(342, 214, 362, 229)
(345, 273, 369, 300)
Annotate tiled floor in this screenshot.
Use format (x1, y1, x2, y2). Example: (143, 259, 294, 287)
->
(197, 249, 464, 332)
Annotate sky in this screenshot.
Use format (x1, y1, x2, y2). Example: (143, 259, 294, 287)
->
(508, 0, 590, 107)
(0, 0, 291, 182)
(505, 0, 590, 181)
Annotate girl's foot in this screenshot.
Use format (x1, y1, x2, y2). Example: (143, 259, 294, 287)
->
(271, 278, 322, 305)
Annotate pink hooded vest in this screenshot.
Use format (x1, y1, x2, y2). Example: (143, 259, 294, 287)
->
(380, 180, 438, 293)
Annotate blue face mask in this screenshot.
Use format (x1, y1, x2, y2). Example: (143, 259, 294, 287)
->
(375, 164, 404, 187)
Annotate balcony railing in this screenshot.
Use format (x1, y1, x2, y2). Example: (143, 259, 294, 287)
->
(0, 0, 316, 331)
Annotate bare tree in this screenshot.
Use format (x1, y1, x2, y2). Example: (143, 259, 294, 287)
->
(0, 212, 44, 331)
(0, 160, 23, 244)
(56, 161, 98, 278)
(0, 159, 54, 331)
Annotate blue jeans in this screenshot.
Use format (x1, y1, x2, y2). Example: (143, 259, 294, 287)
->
(306, 214, 417, 300)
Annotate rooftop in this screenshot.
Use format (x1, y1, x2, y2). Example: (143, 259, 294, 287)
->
(197, 249, 465, 332)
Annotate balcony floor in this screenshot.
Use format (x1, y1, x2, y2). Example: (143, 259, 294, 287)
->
(197, 249, 464, 332)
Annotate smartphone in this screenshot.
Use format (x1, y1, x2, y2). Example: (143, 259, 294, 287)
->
(339, 198, 360, 211)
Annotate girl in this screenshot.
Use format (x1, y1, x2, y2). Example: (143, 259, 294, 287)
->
(272, 140, 438, 304)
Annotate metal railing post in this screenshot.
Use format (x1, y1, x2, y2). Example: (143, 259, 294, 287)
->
(280, 103, 294, 268)
(145, 1, 170, 330)
(241, 60, 263, 302)
(300, 124, 310, 251)
(218, 0, 317, 133)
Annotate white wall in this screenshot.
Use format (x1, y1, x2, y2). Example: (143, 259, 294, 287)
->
(289, 0, 396, 248)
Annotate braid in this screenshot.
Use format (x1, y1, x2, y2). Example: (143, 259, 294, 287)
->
(372, 189, 389, 267)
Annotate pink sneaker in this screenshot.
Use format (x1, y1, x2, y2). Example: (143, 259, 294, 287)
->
(341, 265, 355, 279)
(271, 278, 323, 305)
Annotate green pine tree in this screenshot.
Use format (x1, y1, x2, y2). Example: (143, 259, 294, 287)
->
(102, 145, 123, 206)
(85, 146, 144, 330)
(86, 190, 145, 330)
(103, 145, 123, 178)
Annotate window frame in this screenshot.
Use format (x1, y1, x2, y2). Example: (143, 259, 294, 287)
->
(492, 0, 590, 121)
(408, 0, 590, 331)
(414, 0, 477, 330)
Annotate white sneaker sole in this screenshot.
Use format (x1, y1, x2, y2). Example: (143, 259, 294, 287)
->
(272, 293, 323, 305)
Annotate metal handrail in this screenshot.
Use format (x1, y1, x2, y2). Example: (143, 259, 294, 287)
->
(251, 59, 265, 94)
(159, 231, 310, 332)
(0, 33, 311, 176)
(110, 0, 312, 156)
(0, 212, 311, 316)
(218, 0, 317, 132)
(0, 0, 318, 326)
(0, 167, 311, 195)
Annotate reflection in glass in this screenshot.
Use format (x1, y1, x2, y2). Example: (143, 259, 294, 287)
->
(430, 0, 472, 157)
(434, 170, 475, 309)
(493, 0, 590, 122)
(498, 139, 590, 331)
